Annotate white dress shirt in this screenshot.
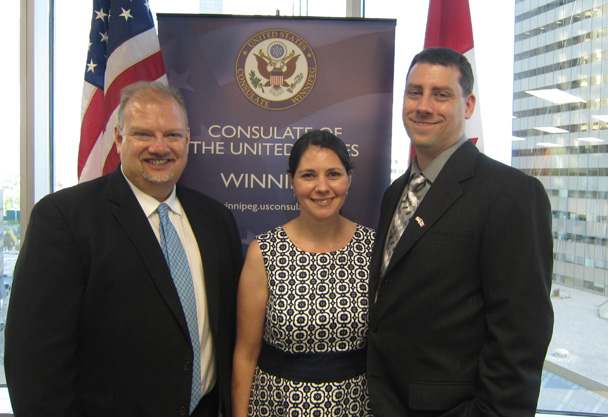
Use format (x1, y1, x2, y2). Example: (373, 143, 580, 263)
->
(123, 174, 216, 397)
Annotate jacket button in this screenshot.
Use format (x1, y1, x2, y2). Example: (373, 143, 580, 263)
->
(183, 360, 191, 371)
(179, 405, 188, 415)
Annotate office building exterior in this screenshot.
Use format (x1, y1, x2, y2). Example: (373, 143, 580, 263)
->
(513, 0, 608, 295)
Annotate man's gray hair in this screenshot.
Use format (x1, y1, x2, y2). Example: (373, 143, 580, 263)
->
(117, 81, 188, 129)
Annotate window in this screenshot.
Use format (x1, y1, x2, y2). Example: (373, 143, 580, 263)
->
(1, 1, 20, 408)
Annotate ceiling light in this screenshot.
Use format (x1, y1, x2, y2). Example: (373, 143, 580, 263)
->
(592, 115, 608, 122)
(535, 126, 569, 133)
(525, 88, 585, 104)
(578, 137, 604, 143)
(511, 136, 525, 141)
(537, 142, 564, 147)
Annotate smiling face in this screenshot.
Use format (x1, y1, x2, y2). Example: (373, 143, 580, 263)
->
(403, 62, 475, 169)
(115, 96, 190, 201)
(290, 146, 352, 222)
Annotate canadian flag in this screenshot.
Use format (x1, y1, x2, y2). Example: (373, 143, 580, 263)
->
(410, 0, 484, 163)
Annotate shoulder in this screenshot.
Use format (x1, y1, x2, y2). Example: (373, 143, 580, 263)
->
(176, 184, 233, 218)
(442, 145, 548, 207)
(242, 238, 265, 272)
(255, 227, 284, 251)
(447, 142, 544, 189)
(448, 140, 526, 182)
(245, 238, 262, 257)
(463, 154, 550, 215)
(32, 174, 112, 215)
(476, 153, 545, 190)
(353, 224, 376, 255)
(355, 223, 376, 239)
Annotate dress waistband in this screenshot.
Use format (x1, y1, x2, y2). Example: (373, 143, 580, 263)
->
(257, 340, 367, 383)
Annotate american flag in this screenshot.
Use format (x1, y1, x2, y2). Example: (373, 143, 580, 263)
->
(79, 0, 167, 182)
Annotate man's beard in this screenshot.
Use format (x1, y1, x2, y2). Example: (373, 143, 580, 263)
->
(142, 169, 175, 184)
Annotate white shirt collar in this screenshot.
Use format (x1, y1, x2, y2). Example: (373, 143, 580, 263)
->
(121, 170, 183, 218)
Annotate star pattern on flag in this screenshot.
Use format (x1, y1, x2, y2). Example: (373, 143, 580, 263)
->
(119, 7, 134, 21)
(86, 59, 98, 73)
(84, 0, 156, 89)
(79, 0, 166, 181)
(95, 8, 108, 21)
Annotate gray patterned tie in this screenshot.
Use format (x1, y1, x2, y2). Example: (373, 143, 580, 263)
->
(157, 203, 202, 413)
(381, 173, 426, 276)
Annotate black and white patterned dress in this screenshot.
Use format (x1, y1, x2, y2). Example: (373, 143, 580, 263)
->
(248, 224, 375, 417)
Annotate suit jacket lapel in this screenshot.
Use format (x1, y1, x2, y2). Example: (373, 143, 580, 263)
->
(107, 169, 190, 336)
(379, 173, 410, 240)
(369, 172, 410, 294)
(383, 141, 478, 277)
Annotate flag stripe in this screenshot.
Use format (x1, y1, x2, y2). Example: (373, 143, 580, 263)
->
(102, 143, 121, 176)
(102, 51, 166, 135)
(104, 28, 165, 90)
(79, 70, 168, 182)
(78, 0, 166, 183)
(79, 85, 104, 174)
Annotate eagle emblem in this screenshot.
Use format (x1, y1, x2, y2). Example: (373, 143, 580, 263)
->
(254, 46, 300, 89)
(236, 30, 317, 110)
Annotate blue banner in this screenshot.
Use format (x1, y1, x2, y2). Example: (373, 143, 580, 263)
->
(158, 14, 396, 243)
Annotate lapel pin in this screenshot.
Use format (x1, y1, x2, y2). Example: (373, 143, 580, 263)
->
(415, 216, 425, 227)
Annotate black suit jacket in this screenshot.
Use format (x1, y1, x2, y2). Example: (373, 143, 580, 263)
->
(5, 168, 243, 417)
(367, 141, 554, 417)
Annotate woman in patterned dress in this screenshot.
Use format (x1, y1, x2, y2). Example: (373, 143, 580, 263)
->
(232, 130, 375, 417)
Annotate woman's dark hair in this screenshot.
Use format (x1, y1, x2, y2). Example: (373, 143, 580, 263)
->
(288, 130, 354, 175)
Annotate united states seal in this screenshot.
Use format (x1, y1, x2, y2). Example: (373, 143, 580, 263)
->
(236, 29, 317, 110)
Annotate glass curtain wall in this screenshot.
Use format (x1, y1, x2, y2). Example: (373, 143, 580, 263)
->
(512, 0, 608, 412)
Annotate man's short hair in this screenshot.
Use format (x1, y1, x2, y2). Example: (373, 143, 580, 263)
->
(117, 81, 188, 129)
(407, 47, 474, 96)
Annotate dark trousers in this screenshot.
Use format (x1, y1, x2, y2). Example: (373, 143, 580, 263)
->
(190, 386, 219, 417)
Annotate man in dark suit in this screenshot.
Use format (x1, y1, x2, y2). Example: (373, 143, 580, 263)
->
(5, 81, 243, 417)
(367, 47, 554, 416)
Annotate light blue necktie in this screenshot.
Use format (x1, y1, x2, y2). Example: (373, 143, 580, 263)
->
(157, 203, 202, 414)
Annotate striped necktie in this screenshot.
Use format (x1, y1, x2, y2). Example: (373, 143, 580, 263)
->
(381, 173, 426, 276)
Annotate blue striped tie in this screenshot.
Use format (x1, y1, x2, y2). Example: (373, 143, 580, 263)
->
(157, 203, 202, 413)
